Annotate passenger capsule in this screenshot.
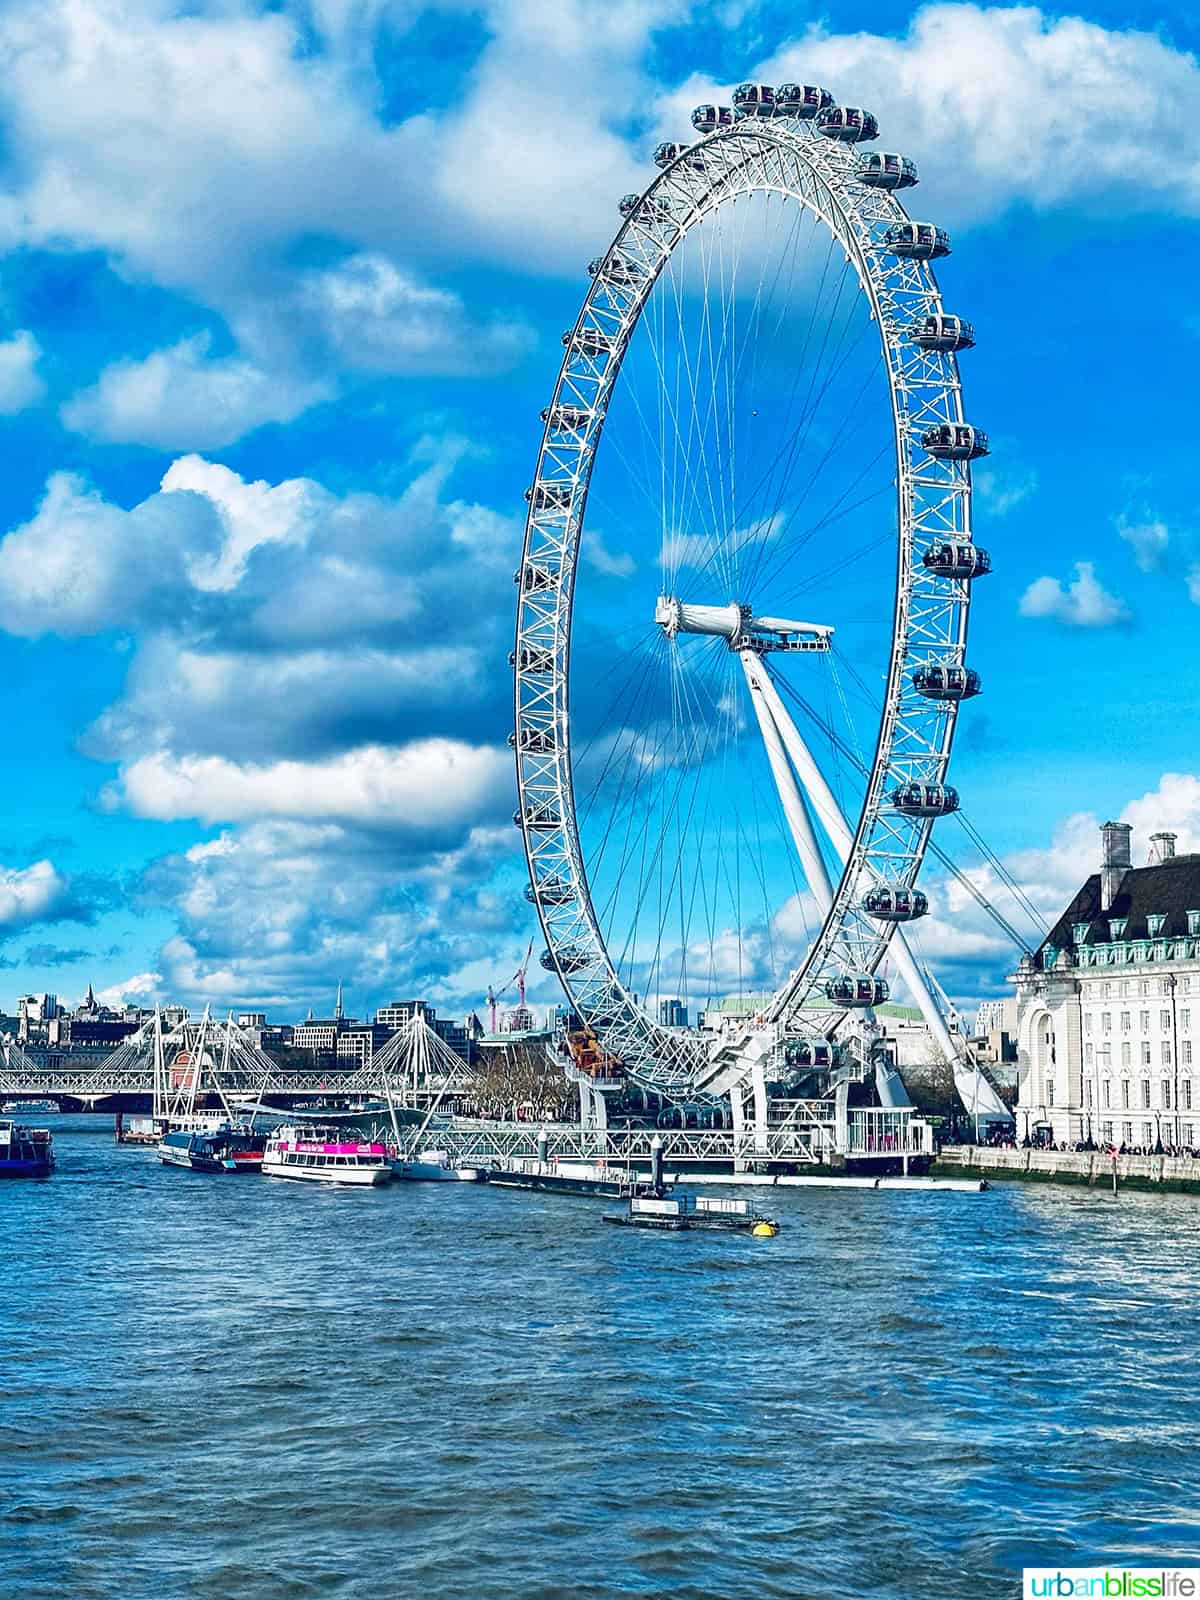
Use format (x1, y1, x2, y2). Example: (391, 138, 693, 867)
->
(542, 945, 589, 973)
(816, 105, 878, 142)
(692, 103, 734, 133)
(510, 646, 554, 674)
(825, 973, 889, 1008)
(515, 803, 561, 831)
(921, 422, 989, 461)
(912, 664, 982, 702)
(525, 876, 574, 906)
(856, 152, 918, 190)
(911, 312, 974, 352)
(514, 564, 555, 593)
(654, 141, 687, 168)
(785, 1039, 832, 1069)
(883, 221, 950, 260)
(587, 253, 642, 287)
(618, 193, 641, 217)
(562, 327, 615, 356)
(733, 83, 776, 118)
(514, 725, 555, 753)
(923, 542, 991, 580)
(524, 482, 572, 511)
(541, 404, 591, 431)
(773, 83, 832, 119)
(863, 886, 929, 923)
(889, 782, 960, 817)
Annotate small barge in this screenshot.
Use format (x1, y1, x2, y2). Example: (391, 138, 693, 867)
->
(0, 1119, 54, 1178)
(604, 1192, 779, 1235)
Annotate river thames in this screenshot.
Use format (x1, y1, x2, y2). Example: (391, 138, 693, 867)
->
(4, 1119, 1200, 1600)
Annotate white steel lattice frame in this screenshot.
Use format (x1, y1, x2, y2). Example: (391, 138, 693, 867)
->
(514, 115, 977, 1096)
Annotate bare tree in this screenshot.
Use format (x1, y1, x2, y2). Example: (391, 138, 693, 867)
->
(473, 1043, 578, 1121)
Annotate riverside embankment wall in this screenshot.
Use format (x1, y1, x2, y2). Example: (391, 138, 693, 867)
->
(933, 1145, 1200, 1195)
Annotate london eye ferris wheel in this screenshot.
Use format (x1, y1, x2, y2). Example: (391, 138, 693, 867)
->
(513, 79, 992, 1103)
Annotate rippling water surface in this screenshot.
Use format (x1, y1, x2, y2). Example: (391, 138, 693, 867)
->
(4, 1119, 1200, 1599)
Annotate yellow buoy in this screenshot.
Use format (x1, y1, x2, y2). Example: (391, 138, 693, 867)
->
(752, 1221, 778, 1238)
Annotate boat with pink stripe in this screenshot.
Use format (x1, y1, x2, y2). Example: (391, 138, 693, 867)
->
(262, 1126, 392, 1186)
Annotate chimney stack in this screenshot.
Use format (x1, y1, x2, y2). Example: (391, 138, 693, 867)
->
(1148, 832, 1177, 866)
(1100, 821, 1132, 911)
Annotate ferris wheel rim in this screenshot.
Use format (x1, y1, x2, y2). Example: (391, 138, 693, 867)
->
(514, 107, 981, 1095)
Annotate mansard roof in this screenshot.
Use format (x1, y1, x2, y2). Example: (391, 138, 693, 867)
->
(1042, 854, 1200, 954)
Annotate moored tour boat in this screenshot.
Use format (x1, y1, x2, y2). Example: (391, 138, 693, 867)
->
(0, 1119, 55, 1178)
(392, 1148, 486, 1182)
(3, 1099, 57, 1116)
(262, 1126, 392, 1186)
(158, 1124, 267, 1174)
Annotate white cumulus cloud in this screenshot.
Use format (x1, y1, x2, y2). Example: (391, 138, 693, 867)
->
(298, 253, 533, 376)
(107, 740, 511, 830)
(0, 860, 71, 930)
(1019, 561, 1128, 627)
(0, 330, 44, 413)
(61, 333, 332, 450)
(1118, 515, 1169, 573)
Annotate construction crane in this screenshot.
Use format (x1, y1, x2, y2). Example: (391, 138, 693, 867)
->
(486, 940, 533, 1034)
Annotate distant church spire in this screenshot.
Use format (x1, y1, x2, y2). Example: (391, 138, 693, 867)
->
(335, 979, 343, 1022)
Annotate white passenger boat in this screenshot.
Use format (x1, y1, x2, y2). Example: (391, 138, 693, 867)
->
(262, 1126, 392, 1186)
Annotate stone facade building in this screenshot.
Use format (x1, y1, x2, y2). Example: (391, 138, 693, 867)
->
(1015, 822, 1200, 1148)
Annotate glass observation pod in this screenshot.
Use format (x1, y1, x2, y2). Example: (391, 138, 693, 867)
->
(515, 804, 561, 831)
(816, 105, 879, 142)
(863, 886, 930, 923)
(653, 141, 688, 168)
(541, 404, 592, 431)
(889, 782, 960, 817)
(921, 422, 989, 461)
(562, 326, 615, 355)
(524, 877, 574, 906)
(733, 83, 776, 118)
(691, 104, 734, 132)
(923, 541, 992, 579)
(510, 646, 553, 674)
(774, 83, 833, 118)
(825, 974, 890, 1008)
(524, 482, 572, 510)
(912, 663, 982, 702)
(515, 563, 556, 593)
(542, 946, 590, 973)
(785, 1039, 833, 1068)
(857, 152, 918, 190)
(911, 312, 975, 352)
(587, 254, 642, 286)
(511, 726, 555, 753)
(620, 193, 676, 225)
(884, 221, 951, 260)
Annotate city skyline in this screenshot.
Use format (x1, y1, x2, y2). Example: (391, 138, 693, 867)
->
(0, 0, 1197, 1021)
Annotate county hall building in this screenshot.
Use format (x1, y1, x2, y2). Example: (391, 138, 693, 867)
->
(1014, 822, 1200, 1148)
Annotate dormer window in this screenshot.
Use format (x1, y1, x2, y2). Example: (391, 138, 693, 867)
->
(1148, 914, 1166, 938)
(1072, 922, 1090, 946)
(1109, 918, 1128, 940)
(1188, 911, 1200, 936)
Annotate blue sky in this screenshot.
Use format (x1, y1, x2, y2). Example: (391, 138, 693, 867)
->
(0, 0, 1197, 1022)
